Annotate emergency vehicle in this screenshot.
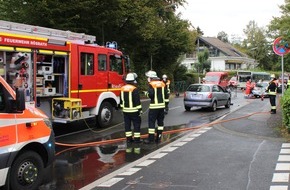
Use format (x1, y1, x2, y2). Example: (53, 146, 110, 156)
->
(0, 75, 55, 190)
(0, 20, 129, 127)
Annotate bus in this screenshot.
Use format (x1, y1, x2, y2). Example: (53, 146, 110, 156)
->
(237, 71, 271, 89)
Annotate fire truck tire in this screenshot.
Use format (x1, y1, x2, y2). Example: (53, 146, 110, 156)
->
(97, 101, 113, 127)
(9, 151, 44, 190)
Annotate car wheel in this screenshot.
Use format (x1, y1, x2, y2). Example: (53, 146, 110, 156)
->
(225, 99, 231, 108)
(10, 151, 44, 190)
(211, 101, 217, 112)
(97, 102, 113, 128)
(185, 106, 191, 111)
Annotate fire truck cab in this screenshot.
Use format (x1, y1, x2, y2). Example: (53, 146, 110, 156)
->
(0, 20, 129, 127)
(0, 76, 55, 190)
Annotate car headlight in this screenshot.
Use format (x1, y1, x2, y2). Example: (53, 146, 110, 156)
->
(44, 118, 52, 129)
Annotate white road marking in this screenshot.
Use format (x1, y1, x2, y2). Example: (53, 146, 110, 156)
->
(275, 163, 290, 171)
(172, 141, 188, 146)
(278, 155, 290, 162)
(269, 186, 288, 190)
(182, 137, 195, 141)
(272, 173, 289, 182)
(282, 143, 290, 148)
(161, 146, 178, 152)
(96, 177, 124, 187)
(136, 160, 156, 167)
(150, 153, 168, 159)
(118, 168, 142, 176)
(280, 149, 290, 154)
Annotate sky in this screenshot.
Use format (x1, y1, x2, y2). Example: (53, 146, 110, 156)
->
(176, 0, 285, 40)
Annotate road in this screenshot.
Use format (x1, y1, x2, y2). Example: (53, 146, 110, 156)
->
(40, 90, 275, 190)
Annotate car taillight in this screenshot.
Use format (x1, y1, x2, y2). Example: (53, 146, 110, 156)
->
(184, 92, 187, 98)
(207, 93, 212, 98)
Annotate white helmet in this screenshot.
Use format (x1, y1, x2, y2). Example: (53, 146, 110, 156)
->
(162, 74, 167, 79)
(145, 70, 157, 78)
(125, 73, 136, 82)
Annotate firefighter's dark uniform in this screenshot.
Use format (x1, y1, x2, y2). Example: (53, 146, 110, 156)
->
(144, 79, 169, 143)
(266, 79, 278, 114)
(120, 83, 142, 143)
(162, 79, 170, 114)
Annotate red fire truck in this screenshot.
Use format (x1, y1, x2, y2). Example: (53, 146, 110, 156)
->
(0, 20, 129, 127)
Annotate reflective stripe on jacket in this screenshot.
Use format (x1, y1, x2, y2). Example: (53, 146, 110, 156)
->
(120, 84, 142, 113)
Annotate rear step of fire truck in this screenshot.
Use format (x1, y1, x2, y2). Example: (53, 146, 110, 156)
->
(0, 20, 96, 42)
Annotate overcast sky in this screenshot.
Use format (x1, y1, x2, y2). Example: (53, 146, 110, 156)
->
(176, 0, 284, 39)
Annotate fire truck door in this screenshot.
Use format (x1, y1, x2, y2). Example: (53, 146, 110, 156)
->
(76, 46, 99, 106)
(108, 54, 125, 89)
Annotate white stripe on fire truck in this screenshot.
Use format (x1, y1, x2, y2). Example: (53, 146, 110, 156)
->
(0, 118, 43, 128)
(0, 136, 50, 154)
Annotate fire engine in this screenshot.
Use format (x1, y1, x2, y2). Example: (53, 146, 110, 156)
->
(0, 75, 55, 190)
(0, 20, 129, 127)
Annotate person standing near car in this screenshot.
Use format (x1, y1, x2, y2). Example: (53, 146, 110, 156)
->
(161, 74, 170, 114)
(245, 77, 254, 98)
(266, 78, 278, 114)
(144, 70, 169, 144)
(120, 73, 142, 144)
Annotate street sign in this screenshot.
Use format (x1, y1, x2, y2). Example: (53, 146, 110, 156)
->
(273, 37, 290, 56)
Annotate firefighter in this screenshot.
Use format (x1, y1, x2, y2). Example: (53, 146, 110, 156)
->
(287, 78, 290, 89)
(245, 77, 254, 98)
(266, 78, 278, 114)
(161, 74, 170, 114)
(144, 70, 169, 144)
(120, 73, 142, 144)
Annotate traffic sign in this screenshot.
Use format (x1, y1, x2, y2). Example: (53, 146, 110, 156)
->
(273, 37, 290, 56)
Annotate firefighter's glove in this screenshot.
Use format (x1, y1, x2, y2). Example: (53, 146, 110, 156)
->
(143, 91, 148, 97)
(138, 110, 143, 116)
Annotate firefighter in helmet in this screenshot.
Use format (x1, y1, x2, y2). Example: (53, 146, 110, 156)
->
(144, 70, 169, 144)
(266, 77, 278, 114)
(161, 74, 170, 114)
(120, 72, 142, 144)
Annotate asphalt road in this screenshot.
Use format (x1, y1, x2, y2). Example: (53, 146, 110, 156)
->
(40, 90, 285, 190)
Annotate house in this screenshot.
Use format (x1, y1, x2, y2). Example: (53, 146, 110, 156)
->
(181, 36, 256, 71)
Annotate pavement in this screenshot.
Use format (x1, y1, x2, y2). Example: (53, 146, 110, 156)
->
(81, 95, 288, 190)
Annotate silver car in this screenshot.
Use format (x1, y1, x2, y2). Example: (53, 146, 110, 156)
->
(184, 84, 231, 112)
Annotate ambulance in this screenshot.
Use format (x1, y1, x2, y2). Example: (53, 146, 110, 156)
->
(0, 20, 129, 127)
(0, 75, 55, 190)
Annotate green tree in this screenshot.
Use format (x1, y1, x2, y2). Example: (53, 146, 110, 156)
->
(217, 31, 229, 43)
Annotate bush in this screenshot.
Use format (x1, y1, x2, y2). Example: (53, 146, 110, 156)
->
(281, 88, 290, 132)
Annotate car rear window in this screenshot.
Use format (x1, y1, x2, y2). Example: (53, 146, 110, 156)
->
(187, 85, 210, 92)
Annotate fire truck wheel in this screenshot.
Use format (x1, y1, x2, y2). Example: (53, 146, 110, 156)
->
(10, 151, 44, 190)
(97, 102, 113, 127)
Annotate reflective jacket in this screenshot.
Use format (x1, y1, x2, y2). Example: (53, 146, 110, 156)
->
(147, 80, 169, 109)
(120, 84, 142, 113)
(267, 80, 278, 95)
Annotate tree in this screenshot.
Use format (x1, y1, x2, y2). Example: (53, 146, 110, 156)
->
(195, 48, 210, 73)
(217, 31, 229, 43)
(242, 21, 271, 70)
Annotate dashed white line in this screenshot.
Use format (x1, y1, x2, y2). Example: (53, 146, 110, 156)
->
(118, 168, 142, 176)
(96, 177, 124, 187)
(150, 152, 168, 159)
(272, 173, 290, 183)
(278, 155, 290, 162)
(162, 146, 178, 152)
(136, 159, 156, 167)
(269, 186, 288, 190)
(173, 141, 188, 146)
(275, 163, 290, 171)
(280, 149, 290, 154)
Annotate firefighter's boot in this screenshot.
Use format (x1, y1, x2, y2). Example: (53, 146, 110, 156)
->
(126, 137, 133, 144)
(134, 137, 142, 144)
(144, 134, 155, 144)
(155, 131, 162, 143)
